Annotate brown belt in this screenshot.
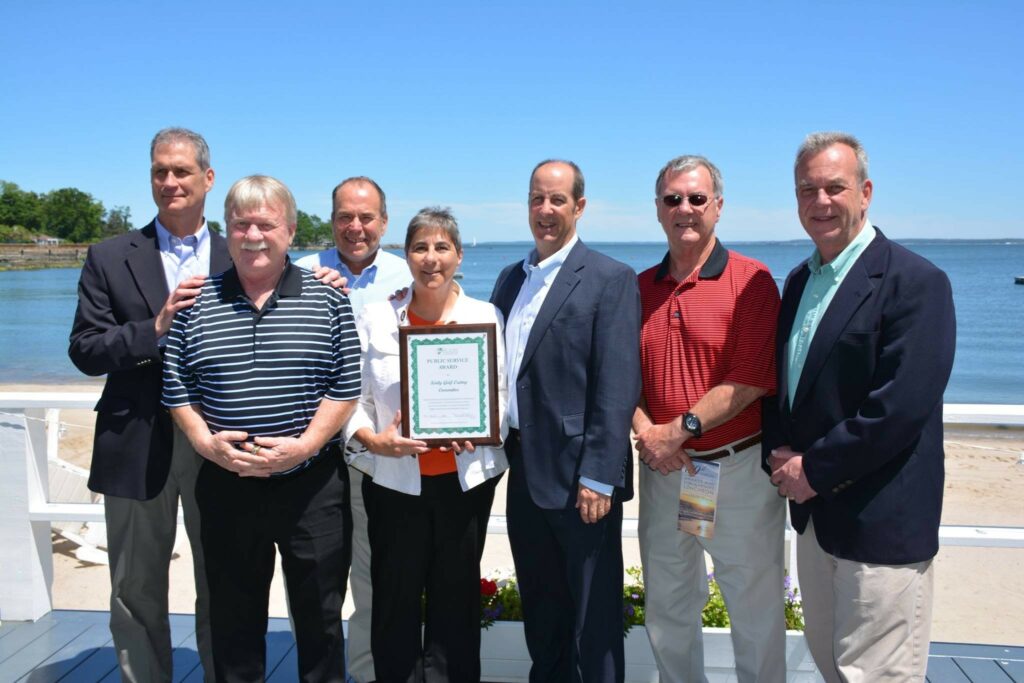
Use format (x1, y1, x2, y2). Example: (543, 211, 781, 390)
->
(689, 433, 762, 462)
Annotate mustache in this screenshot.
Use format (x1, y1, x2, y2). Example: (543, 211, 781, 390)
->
(241, 241, 268, 252)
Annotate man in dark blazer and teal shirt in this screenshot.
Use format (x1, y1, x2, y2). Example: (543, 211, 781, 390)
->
(70, 128, 227, 682)
(491, 160, 641, 683)
(764, 132, 955, 682)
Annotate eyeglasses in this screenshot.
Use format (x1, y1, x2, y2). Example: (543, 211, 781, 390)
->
(660, 193, 713, 208)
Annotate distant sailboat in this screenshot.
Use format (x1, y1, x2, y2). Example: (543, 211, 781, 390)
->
(471, 237, 478, 247)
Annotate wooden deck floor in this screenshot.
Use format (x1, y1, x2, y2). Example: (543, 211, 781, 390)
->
(1, 610, 1021, 682)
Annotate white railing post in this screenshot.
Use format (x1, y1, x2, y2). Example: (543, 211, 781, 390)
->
(0, 407, 54, 621)
(45, 408, 61, 462)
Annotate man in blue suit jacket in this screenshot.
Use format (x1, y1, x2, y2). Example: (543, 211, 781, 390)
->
(491, 160, 641, 683)
(764, 132, 956, 682)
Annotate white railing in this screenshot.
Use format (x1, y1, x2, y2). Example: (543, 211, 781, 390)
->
(2, 392, 1023, 622)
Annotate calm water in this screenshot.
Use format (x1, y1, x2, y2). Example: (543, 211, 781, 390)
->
(2, 240, 1022, 404)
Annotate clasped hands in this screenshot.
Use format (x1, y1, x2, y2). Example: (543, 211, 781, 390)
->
(198, 430, 319, 477)
(768, 446, 817, 504)
(634, 422, 697, 476)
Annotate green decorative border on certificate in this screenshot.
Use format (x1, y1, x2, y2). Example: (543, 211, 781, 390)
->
(399, 323, 501, 447)
(408, 335, 488, 435)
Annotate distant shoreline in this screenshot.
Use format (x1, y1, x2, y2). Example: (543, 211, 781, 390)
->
(3, 238, 1022, 273)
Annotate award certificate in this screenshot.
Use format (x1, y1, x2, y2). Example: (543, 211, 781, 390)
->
(399, 323, 500, 446)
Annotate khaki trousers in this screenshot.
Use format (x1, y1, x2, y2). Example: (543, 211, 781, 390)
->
(797, 519, 934, 683)
(639, 443, 786, 683)
(104, 424, 213, 683)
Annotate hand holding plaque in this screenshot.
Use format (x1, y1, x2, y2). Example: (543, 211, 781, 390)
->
(399, 323, 501, 447)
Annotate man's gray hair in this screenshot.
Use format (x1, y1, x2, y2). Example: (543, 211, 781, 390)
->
(332, 176, 387, 219)
(655, 155, 724, 197)
(150, 127, 211, 170)
(224, 175, 297, 226)
(795, 131, 870, 185)
(530, 159, 585, 202)
(404, 206, 462, 253)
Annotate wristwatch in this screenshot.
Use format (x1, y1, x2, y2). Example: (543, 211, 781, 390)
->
(683, 412, 702, 438)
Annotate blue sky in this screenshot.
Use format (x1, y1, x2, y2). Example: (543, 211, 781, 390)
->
(1, 1, 1021, 243)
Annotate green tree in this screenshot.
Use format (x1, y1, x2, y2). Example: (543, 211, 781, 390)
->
(103, 205, 133, 238)
(42, 188, 105, 242)
(294, 210, 331, 247)
(208, 219, 223, 235)
(0, 181, 44, 232)
(0, 224, 37, 243)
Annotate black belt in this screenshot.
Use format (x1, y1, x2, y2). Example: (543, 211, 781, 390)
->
(690, 433, 762, 462)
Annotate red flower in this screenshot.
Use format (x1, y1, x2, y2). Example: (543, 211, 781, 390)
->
(480, 579, 498, 596)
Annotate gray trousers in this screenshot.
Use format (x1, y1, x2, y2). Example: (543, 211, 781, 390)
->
(346, 465, 374, 683)
(104, 425, 213, 682)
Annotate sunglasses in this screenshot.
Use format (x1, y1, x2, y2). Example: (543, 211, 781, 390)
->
(661, 193, 713, 208)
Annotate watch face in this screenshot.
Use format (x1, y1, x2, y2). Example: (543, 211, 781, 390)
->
(685, 414, 699, 433)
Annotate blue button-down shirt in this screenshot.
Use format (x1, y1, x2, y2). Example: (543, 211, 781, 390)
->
(155, 218, 211, 293)
(294, 247, 411, 317)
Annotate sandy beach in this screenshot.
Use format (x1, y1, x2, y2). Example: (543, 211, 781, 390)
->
(7, 382, 1023, 646)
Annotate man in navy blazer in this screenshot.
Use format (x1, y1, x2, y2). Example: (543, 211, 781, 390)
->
(491, 160, 641, 683)
(764, 132, 955, 682)
(69, 128, 229, 682)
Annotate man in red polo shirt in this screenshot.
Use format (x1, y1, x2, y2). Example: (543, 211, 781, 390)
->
(632, 155, 785, 683)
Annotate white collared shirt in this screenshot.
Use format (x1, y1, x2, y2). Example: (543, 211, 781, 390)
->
(502, 235, 613, 495)
(505, 234, 579, 429)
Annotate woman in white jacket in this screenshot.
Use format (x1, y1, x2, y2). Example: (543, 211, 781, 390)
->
(343, 207, 508, 683)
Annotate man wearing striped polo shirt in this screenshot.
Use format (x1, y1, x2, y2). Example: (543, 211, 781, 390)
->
(632, 155, 785, 682)
(164, 175, 360, 682)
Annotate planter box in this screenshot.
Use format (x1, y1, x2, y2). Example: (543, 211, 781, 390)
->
(480, 622, 817, 683)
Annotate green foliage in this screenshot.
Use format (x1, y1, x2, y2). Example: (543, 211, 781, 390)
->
(479, 575, 523, 628)
(477, 568, 805, 633)
(701, 572, 805, 630)
(701, 573, 731, 627)
(623, 566, 646, 633)
(103, 205, 133, 238)
(208, 220, 223, 235)
(783, 573, 805, 631)
(0, 181, 43, 232)
(42, 187, 105, 242)
(294, 210, 332, 247)
(0, 224, 38, 243)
